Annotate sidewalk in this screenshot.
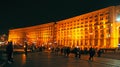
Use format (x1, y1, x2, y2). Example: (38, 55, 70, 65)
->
(80, 55, 120, 67)
(0, 53, 6, 67)
(1, 51, 120, 67)
(101, 52, 120, 60)
(0, 49, 31, 67)
(68, 52, 120, 67)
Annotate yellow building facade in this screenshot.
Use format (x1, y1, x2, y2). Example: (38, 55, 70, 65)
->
(8, 22, 56, 47)
(8, 5, 120, 49)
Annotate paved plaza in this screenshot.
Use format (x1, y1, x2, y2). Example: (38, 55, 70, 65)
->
(0, 51, 120, 67)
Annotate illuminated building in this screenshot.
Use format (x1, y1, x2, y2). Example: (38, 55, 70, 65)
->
(8, 5, 120, 49)
(8, 22, 56, 47)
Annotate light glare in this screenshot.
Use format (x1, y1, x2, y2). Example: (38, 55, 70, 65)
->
(116, 16, 120, 22)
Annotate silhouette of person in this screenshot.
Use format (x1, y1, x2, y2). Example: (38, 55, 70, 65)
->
(66, 47, 70, 57)
(89, 47, 95, 61)
(24, 42, 28, 55)
(6, 41, 14, 63)
(74, 47, 81, 58)
(97, 49, 102, 57)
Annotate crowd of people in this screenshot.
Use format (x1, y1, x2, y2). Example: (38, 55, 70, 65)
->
(45, 46, 104, 61)
(5, 41, 104, 64)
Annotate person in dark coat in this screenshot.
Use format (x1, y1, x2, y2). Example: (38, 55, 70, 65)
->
(72, 47, 77, 57)
(78, 48, 82, 58)
(97, 49, 102, 57)
(88, 47, 95, 61)
(66, 47, 70, 57)
(6, 41, 14, 63)
(74, 47, 81, 58)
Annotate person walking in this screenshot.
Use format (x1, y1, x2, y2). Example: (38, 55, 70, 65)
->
(74, 47, 81, 58)
(88, 47, 95, 61)
(97, 49, 102, 57)
(6, 41, 14, 64)
(24, 42, 28, 55)
(66, 47, 70, 57)
(78, 48, 82, 58)
(73, 47, 78, 58)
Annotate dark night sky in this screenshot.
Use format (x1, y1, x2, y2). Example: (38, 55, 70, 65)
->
(0, 0, 120, 35)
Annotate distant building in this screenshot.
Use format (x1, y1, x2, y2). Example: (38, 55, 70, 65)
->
(8, 5, 120, 49)
(8, 22, 56, 47)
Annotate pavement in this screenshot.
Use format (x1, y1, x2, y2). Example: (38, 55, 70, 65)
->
(101, 52, 120, 60)
(0, 51, 120, 67)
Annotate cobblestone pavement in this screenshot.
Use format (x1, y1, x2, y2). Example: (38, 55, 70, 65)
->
(1, 52, 120, 67)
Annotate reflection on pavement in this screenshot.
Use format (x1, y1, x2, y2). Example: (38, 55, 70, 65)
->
(22, 54, 26, 64)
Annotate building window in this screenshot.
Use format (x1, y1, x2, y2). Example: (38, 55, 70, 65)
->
(100, 14, 104, 16)
(100, 17, 103, 20)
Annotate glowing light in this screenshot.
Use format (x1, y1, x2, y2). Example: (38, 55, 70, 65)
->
(76, 46, 79, 48)
(89, 33, 93, 35)
(107, 34, 110, 38)
(116, 18, 120, 22)
(111, 24, 113, 26)
(48, 47, 51, 50)
(49, 42, 52, 45)
(22, 54, 26, 64)
(24, 45, 26, 48)
(116, 15, 120, 22)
